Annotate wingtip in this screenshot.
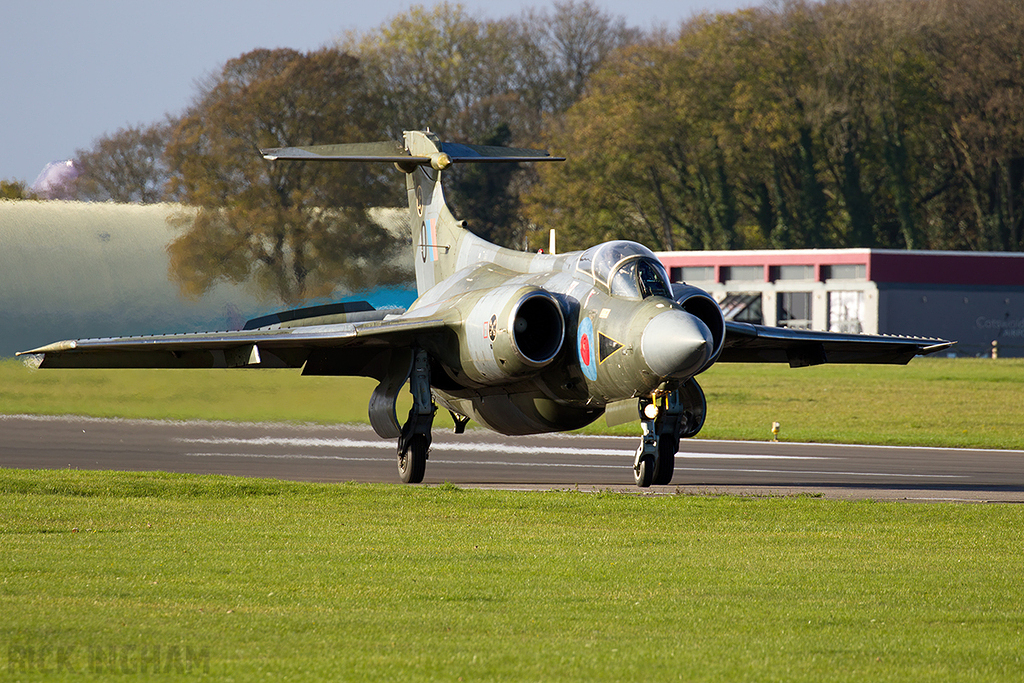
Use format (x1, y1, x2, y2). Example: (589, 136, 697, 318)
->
(16, 340, 78, 355)
(919, 340, 956, 355)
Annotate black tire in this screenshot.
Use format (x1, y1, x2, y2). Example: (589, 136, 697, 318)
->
(398, 434, 428, 484)
(634, 452, 655, 488)
(653, 438, 676, 486)
(678, 379, 707, 439)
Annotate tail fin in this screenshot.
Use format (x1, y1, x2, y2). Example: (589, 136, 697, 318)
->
(262, 130, 562, 294)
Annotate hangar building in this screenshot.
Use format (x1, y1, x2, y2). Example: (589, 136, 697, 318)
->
(0, 201, 411, 357)
(657, 248, 1024, 358)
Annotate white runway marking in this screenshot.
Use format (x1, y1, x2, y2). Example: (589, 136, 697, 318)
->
(186, 453, 386, 462)
(185, 452, 627, 469)
(179, 436, 630, 457)
(176, 436, 828, 461)
(673, 467, 966, 479)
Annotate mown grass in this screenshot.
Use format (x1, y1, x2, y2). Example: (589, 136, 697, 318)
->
(596, 357, 1024, 450)
(2, 469, 1023, 681)
(1, 357, 392, 424)
(3, 357, 1023, 449)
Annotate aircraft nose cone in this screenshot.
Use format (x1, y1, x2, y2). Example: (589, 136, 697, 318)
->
(640, 309, 714, 379)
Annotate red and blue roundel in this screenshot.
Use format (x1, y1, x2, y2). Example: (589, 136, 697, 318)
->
(577, 317, 597, 381)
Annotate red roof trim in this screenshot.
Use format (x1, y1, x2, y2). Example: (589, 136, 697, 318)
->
(657, 249, 1024, 287)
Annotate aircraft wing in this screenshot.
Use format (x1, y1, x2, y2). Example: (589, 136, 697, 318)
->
(17, 313, 447, 379)
(719, 321, 953, 367)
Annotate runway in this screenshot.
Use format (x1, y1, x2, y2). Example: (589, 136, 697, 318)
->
(2, 414, 1023, 502)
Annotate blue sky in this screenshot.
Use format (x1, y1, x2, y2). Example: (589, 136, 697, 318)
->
(1, 0, 752, 185)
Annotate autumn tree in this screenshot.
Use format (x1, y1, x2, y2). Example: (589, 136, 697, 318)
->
(342, 2, 643, 247)
(1, 179, 33, 200)
(518, 1, 644, 121)
(72, 121, 173, 203)
(445, 123, 528, 247)
(525, 20, 743, 252)
(164, 48, 408, 305)
(343, 1, 640, 142)
(527, 0, 1024, 253)
(927, 0, 1024, 251)
(342, 3, 527, 142)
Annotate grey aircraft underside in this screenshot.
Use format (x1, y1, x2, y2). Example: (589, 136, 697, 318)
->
(21, 130, 953, 486)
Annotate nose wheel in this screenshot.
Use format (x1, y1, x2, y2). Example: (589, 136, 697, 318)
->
(634, 448, 656, 487)
(633, 380, 705, 487)
(633, 426, 675, 487)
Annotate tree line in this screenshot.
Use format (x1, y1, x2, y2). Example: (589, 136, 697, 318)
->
(528, 0, 1024, 253)
(52, 1, 634, 303)
(8, 0, 1022, 303)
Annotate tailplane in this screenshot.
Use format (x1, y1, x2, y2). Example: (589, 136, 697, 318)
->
(261, 130, 562, 294)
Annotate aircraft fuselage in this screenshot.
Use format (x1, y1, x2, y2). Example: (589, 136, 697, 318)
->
(400, 235, 722, 435)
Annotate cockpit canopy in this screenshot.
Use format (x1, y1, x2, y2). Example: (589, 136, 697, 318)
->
(576, 241, 672, 300)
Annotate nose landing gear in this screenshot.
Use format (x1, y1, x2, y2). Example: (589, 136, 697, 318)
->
(633, 379, 706, 487)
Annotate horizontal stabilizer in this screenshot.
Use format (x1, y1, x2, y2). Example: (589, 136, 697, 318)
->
(439, 141, 565, 163)
(261, 140, 409, 162)
(262, 139, 562, 167)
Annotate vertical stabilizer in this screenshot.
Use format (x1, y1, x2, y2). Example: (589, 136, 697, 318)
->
(403, 131, 464, 294)
(261, 131, 563, 296)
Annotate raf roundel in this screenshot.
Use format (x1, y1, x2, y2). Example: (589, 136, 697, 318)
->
(577, 316, 597, 381)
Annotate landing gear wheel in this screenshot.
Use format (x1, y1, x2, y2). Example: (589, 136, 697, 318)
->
(398, 434, 428, 484)
(634, 448, 655, 488)
(653, 438, 676, 486)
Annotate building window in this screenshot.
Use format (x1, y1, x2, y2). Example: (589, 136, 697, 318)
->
(719, 293, 762, 324)
(722, 265, 763, 281)
(670, 266, 713, 283)
(771, 264, 814, 281)
(828, 291, 864, 333)
(823, 264, 866, 280)
(777, 291, 812, 329)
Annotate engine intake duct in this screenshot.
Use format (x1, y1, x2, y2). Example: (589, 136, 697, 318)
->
(510, 291, 565, 366)
(671, 284, 726, 373)
(459, 285, 567, 385)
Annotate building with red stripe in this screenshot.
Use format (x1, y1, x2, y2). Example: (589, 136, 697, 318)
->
(657, 249, 1024, 357)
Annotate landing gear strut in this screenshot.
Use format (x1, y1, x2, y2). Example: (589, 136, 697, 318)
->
(397, 349, 435, 483)
(633, 379, 706, 487)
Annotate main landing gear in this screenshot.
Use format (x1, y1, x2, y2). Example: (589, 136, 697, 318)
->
(397, 349, 435, 483)
(633, 379, 706, 487)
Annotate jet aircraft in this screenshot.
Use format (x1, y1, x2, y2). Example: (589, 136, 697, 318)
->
(20, 130, 953, 486)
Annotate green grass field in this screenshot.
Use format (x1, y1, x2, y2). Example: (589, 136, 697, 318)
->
(2, 357, 1023, 680)
(3, 357, 1023, 449)
(3, 469, 1024, 681)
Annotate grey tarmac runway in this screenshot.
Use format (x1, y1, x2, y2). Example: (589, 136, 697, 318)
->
(1, 414, 1023, 502)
